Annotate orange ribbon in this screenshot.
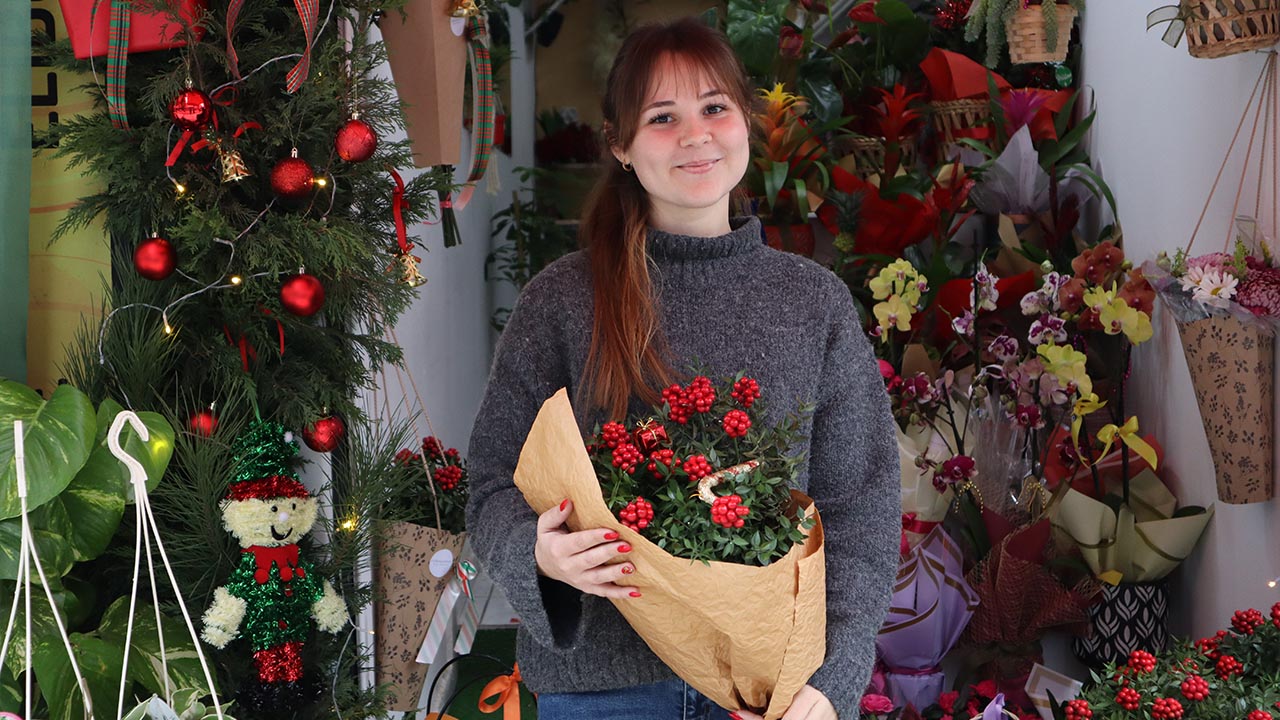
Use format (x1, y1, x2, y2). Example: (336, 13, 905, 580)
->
(477, 663, 523, 720)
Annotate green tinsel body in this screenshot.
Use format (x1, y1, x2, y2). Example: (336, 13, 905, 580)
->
(226, 551, 324, 651)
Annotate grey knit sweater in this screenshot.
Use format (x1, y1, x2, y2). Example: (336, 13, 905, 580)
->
(465, 216, 900, 719)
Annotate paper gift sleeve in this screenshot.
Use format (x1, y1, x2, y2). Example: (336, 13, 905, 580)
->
(513, 389, 827, 720)
(60, 0, 204, 59)
(379, 0, 467, 167)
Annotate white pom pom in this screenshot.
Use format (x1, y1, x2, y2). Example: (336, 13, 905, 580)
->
(284, 431, 294, 443)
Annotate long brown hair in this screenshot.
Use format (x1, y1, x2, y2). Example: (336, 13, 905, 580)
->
(580, 18, 754, 418)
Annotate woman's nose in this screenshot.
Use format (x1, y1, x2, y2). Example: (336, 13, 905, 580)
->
(680, 119, 711, 147)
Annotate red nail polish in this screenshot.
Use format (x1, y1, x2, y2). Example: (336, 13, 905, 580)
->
(604, 531, 619, 541)
(730, 713, 742, 720)
(618, 543, 632, 553)
(560, 498, 569, 511)
(621, 565, 633, 575)
(629, 590, 642, 598)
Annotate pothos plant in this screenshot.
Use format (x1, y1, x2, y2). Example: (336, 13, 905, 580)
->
(965, 0, 1086, 67)
(585, 372, 815, 567)
(0, 379, 214, 719)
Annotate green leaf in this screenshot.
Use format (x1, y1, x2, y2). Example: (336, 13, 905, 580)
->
(0, 666, 21, 714)
(97, 596, 213, 697)
(0, 381, 96, 519)
(95, 399, 176, 498)
(725, 0, 787, 78)
(764, 161, 790, 209)
(797, 74, 842, 127)
(0, 500, 76, 580)
(32, 632, 125, 720)
(875, 0, 916, 23)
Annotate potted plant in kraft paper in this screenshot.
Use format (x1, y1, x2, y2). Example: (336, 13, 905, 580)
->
(965, 0, 1085, 67)
(513, 373, 825, 719)
(373, 435, 471, 711)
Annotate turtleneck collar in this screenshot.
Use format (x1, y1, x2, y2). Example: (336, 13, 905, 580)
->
(645, 216, 763, 262)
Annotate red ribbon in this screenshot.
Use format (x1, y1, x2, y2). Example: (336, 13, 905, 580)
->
(226, 0, 245, 79)
(234, 121, 261, 138)
(285, 0, 320, 93)
(165, 129, 196, 167)
(389, 168, 410, 253)
(902, 513, 940, 535)
(222, 309, 285, 372)
(242, 543, 305, 584)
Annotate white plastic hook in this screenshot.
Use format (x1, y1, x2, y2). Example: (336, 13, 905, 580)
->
(108, 411, 150, 494)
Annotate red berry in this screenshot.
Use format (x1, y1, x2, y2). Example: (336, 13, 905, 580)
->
(1271, 602, 1280, 628)
(731, 377, 761, 408)
(1195, 635, 1221, 662)
(722, 409, 751, 438)
(1249, 711, 1273, 720)
(1151, 697, 1183, 720)
(662, 385, 693, 424)
(647, 448, 679, 476)
(710, 494, 750, 528)
(1215, 655, 1243, 680)
(1179, 675, 1208, 702)
(687, 376, 715, 413)
(618, 497, 654, 531)
(683, 455, 713, 481)
(611, 443, 643, 473)
(1232, 608, 1266, 634)
(602, 421, 630, 449)
(1115, 687, 1141, 712)
(1128, 650, 1157, 674)
(1064, 700, 1091, 720)
(434, 464, 463, 491)
(422, 436, 443, 459)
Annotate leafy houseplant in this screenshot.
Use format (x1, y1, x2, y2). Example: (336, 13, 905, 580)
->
(0, 379, 208, 719)
(486, 173, 580, 332)
(965, 0, 1086, 67)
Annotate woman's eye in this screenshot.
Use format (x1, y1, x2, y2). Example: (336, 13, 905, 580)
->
(648, 113, 672, 124)
(705, 104, 727, 115)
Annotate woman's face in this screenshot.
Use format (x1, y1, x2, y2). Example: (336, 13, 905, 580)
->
(615, 56, 750, 234)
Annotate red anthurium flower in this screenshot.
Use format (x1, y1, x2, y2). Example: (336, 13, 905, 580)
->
(848, 0, 886, 25)
(778, 25, 804, 60)
(817, 166, 936, 257)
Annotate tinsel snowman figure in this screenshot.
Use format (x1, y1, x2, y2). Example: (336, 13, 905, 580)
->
(201, 421, 346, 708)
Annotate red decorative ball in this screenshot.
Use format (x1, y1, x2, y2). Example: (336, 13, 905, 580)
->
(302, 415, 345, 452)
(280, 273, 325, 316)
(170, 88, 213, 130)
(270, 156, 315, 200)
(188, 409, 218, 438)
(133, 237, 176, 280)
(335, 118, 378, 162)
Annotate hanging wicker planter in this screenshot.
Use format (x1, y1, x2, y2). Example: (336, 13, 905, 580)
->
(929, 98, 991, 158)
(1007, 4, 1078, 63)
(1184, 0, 1280, 58)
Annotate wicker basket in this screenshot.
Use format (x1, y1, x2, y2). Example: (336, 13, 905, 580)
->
(1184, 0, 1280, 59)
(1006, 4, 1078, 63)
(832, 135, 918, 179)
(930, 98, 991, 154)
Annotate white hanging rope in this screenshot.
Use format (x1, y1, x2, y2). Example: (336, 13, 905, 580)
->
(108, 411, 226, 720)
(2, 420, 96, 719)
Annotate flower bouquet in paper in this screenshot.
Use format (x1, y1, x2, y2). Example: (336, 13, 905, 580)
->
(877, 526, 980, 710)
(513, 374, 826, 720)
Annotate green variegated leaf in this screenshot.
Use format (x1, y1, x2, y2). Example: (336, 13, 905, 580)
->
(1, 577, 76, 675)
(32, 632, 125, 720)
(0, 381, 96, 520)
(98, 597, 211, 698)
(0, 665, 21, 714)
(94, 399, 175, 498)
(0, 500, 76, 580)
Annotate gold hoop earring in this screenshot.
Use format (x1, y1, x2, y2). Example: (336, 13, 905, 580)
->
(621, 160, 632, 172)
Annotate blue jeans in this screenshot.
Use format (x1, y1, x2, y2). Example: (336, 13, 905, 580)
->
(536, 678, 738, 720)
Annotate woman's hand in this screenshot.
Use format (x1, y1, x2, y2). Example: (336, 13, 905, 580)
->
(732, 685, 838, 720)
(535, 498, 641, 599)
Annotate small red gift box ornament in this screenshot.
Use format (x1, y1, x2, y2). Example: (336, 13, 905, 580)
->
(632, 420, 670, 454)
(61, 0, 205, 60)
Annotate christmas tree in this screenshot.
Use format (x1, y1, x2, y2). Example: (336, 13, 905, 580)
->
(36, 0, 463, 716)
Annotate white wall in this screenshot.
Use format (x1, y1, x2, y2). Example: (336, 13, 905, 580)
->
(1079, 5, 1280, 638)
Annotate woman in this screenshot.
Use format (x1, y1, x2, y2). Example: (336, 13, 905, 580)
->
(465, 17, 900, 720)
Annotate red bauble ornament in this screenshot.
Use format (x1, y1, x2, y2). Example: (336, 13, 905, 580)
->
(302, 415, 345, 452)
(280, 273, 325, 316)
(188, 409, 218, 437)
(133, 236, 177, 280)
(335, 118, 377, 163)
(270, 155, 315, 200)
(169, 88, 213, 131)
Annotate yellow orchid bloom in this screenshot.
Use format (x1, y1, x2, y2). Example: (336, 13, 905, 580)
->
(1037, 343, 1093, 397)
(873, 295, 914, 340)
(1099, 298, 1154, 344)
(1083, 285, 1116, 313)
(870, 260, 923, 304)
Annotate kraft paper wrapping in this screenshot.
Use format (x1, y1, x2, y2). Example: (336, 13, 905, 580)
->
(375, 521, 468, 711)
(379, 0, 466, 168)
(513, 389, 827, 719)
(1176, 315, 1276, 504)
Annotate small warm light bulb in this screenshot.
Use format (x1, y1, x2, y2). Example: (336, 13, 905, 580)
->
(314, 177, 328, 188)
(230, 275, 243, 285)
(173, 181, 187, 195)
(1270, 579, 1278, 588)
(163, 322, 174, 335)
(340, 518, 357, 531)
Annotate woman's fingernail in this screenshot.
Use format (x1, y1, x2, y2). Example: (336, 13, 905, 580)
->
(629, 590, 642, 598)
(618, 544, 632, 553)
(560, 498, 569, 511)
(730, 713, 742, 720)
(604, 531, 619, 541)
(621, 565, 633, 575)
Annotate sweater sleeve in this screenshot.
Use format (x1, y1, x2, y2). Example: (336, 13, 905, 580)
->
(804, 283, 900, 719)
(465, 265, 588, 651)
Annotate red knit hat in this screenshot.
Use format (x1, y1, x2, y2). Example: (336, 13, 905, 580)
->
(225, 475, 311, 501)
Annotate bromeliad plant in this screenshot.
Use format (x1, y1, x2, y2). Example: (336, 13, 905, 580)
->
(746, 84, 836, 227)
(585, 373, 814, 567)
